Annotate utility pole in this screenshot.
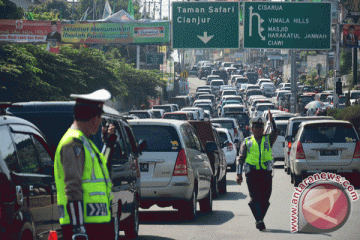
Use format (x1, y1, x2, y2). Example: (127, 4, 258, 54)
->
(290, 49, 297, 114)
(333, 1, 341, 108)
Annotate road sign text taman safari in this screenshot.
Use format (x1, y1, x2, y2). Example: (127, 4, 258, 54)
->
(172, 2, 239, 49)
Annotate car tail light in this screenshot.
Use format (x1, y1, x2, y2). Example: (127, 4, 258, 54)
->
(287, 141, 292, 155)
(353, 141, 360, 158)
(296, 142, 306, 159)
(227, 142, 233, 151)
(173, 149, 188, 176)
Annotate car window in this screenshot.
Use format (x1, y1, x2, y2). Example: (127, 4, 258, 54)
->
(12, 132, 41, 174)
(211, 81, 224, 86)
(350, 92, 360, 99)
(292, 122, 302, 137)
(32, 136, 53, 165)
(0, 126, 19, 173)
(218, 131, 230, 143)
(300, 124, 358, 143)
(180, 126, 197, 150)
(130, 112, 149, 119)
(212, 121, 234, 129)
(277, 124, 287, 137)
(189, 127, 202, 151)
(131, 125, 181, 152)
(164, 114, 187, 120)
(257, 105, 275, 111)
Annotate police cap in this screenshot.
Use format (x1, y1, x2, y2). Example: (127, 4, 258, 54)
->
(250, 116, 266, 127)
(71, 89, 111, 121)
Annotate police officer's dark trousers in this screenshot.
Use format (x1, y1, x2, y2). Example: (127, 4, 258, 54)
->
(246, 169, 272, 222)
(62, 222, 115, 240)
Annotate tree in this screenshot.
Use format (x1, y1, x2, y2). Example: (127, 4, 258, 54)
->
(0, 0, 23, 19)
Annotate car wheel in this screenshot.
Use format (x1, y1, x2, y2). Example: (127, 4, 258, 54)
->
(219, 173, 227, 195)
(124, 197, 139, 239)
(200, 187, 212, 213)
(181, 188, 197, 221)
(18, 222, 35, 240)
(212, 177, 219, 199)
(294, 174, 303, 187)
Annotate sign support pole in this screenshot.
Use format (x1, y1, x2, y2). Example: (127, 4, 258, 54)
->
(290, 49, 297, 114)
(137, 45, 140, 69)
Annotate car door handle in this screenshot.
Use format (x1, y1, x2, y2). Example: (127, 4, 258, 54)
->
(112, 164, 125, 171)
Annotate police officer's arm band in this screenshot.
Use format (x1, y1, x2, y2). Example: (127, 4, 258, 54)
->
(237, 163, 243, 175)
(68, 201, 84, 226)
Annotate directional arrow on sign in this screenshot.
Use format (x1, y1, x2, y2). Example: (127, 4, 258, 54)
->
(197, 32, 214, 44)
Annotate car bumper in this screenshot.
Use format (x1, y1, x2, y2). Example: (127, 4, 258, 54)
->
(224, 149, 237, 165)
(292, 158, 360, 176)
(140, 176, 194, 201)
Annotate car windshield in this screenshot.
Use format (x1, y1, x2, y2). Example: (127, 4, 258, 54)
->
(257, 105, 275, 111)
(247, 91, 263, 96)
(224, 107, 244, 113)
(163, 114, 187, 120)
(199, 95, 215, 101)
(226, 98, 243, 104)
(278, 91, 290, 98)
(339, 97, 347, 104)
(197, 105, 211, 111)
(211, 121, 235, 129)
(263, 84, 274, 88)
(320, 95, 329, 101)
(212, 81, 224, 86)
(300, 124, 358, 143)
(131, 125, 182, 151)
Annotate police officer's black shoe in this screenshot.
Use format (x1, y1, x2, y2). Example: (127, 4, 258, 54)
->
(256, 221, 266, 231)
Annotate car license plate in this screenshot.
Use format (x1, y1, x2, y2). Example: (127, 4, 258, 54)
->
(320, 150, 338, 156)
(140, 163, 149, 172)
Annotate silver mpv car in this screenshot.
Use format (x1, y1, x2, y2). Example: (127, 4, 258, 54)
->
(289, 120, 360, 186)
(129, 119, 215, 220)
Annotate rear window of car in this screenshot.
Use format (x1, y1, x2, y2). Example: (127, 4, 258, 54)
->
(163, 114, 187, 120)
(276, 124, 287, 137)
(224, 107, 244, 112)
(278, 91, 290, 98)
(152, 111, 162, 118)
(257, 105, 275, 111)
(211, 121, 235, 129)
(300, 96, 314, 102)
(130, 112, 149, 119)
(274, 116, 292, 121)
(350, 92, 360, 99)
(320, 94, 329, 101)
(218, 131, 229, 143)
(211, 81, 224, 86)
(223, 91, 237, 95)
(247, 90, 263, 96)
(131, 125, 182, 152)
(237, 78, 249, 83)
(300, 124, 358, 143)
(199, 95, 215, 101)
(152, 106, 171, 112)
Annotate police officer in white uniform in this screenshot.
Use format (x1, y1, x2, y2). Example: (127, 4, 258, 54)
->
(236, 110, 278, 231)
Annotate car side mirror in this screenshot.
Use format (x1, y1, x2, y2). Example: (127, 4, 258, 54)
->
(205, 141, 218, 152)
(137, 139, 147, 155)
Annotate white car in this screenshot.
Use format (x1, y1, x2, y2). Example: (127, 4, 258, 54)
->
(181, 107, 205, 120)
(216, 128, 237, 172)
(252, 103, 276, 118)
(264, 120, 287, 161)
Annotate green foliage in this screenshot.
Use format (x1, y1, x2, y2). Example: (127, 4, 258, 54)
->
(0, 44, 165, 107)
(29, 0, 73, 20)
(327, 105, 360, 133)
(0, 0, 24, 19)
(340, 50, 352, 75)
(299, 51, 316, 61)
(304, 69, 324, 87)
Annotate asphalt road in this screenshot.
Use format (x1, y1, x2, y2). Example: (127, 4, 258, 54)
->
(116, 76, 360, 239)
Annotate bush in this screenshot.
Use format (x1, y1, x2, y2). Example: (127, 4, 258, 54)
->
(328, 105, 360, 134)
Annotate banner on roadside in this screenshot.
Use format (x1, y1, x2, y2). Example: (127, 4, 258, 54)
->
(0, 20, 170, 44)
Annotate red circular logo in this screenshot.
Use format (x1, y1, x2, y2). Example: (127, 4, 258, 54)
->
(302, 183, 349, 230)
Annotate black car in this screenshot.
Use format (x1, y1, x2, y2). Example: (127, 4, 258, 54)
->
(0, 103, 59, 240)
(198, 66, 212, 80)
(211, 70, 228, 81)
(7, 101, 147, 239)
(244, 72, 259, 84)
(223, 112, 250, 138)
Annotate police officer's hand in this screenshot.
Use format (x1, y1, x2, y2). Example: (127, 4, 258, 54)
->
(236, 174, 243, 185)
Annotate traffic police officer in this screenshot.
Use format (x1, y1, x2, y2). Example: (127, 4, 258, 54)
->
(236, 110, 278, 231)
(54, 89, 116, 240)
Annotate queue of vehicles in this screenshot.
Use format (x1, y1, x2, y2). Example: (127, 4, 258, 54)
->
(2, 59, 360, 240)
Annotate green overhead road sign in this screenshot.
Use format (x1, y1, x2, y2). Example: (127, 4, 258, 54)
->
(172, 2, 239, 49)
(243, 2, 331, 49)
